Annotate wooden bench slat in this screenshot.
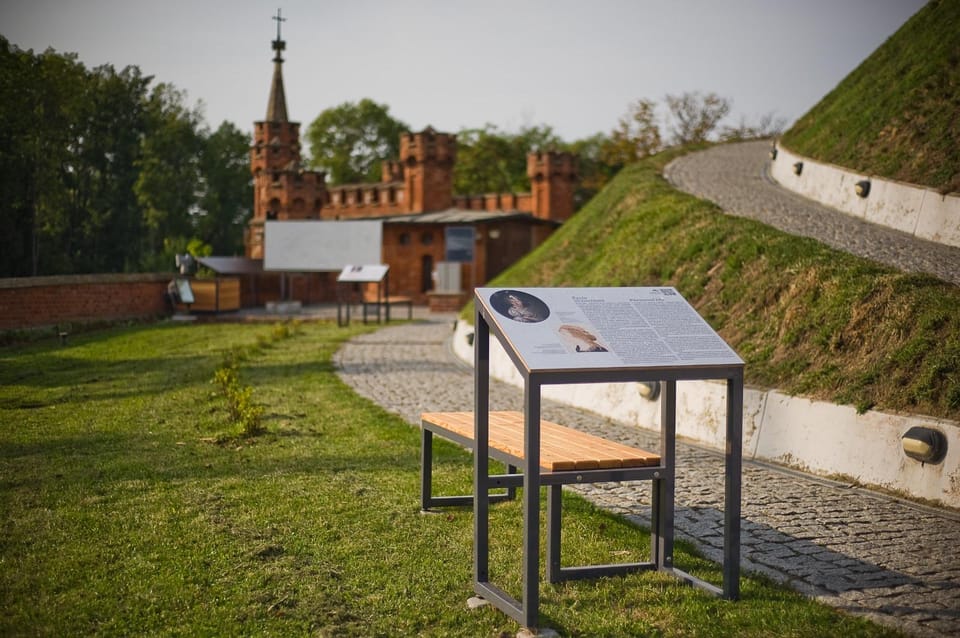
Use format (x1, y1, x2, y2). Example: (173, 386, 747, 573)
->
(421, 410, 660, 471)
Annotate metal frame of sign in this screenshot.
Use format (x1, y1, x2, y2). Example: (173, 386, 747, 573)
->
(472, 287, 744, 628)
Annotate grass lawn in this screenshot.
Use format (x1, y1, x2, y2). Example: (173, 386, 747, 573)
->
(0, 320, 902, 636)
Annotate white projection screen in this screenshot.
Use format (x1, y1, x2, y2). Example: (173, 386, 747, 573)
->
(263, 221, 383, 271)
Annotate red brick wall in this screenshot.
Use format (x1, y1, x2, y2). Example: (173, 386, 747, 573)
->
(400, 129, 455, 213)
(453, 193, 534, 213)
(0, 274, 171, 330)
(242, 272, 339, 306)
(321, 183, 406, 219)
(527, 151, 578, 222)
(381, 224, 447, 304)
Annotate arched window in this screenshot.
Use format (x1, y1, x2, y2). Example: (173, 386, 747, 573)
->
(267, 198, 281, 220)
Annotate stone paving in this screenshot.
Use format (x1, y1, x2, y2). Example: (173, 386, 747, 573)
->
(335, 318, 960, 637)
(663, 139, 960, 287)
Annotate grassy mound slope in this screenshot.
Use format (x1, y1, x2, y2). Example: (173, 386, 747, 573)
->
(480, 147, 960, 420)
(781, 0, 960, 193)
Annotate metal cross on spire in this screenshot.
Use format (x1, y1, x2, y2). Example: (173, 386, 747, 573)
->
(273, 8, 286, 41)
(271, 8, 286, 61)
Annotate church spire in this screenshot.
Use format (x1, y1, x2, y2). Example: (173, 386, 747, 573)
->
(265, 8, 288, 122)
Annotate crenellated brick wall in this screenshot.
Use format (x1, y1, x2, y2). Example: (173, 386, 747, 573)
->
(0, 274, 171, 330)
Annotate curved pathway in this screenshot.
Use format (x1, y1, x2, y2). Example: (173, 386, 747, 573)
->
(664, 140, 960, 287)
(335, 317, 960, 637)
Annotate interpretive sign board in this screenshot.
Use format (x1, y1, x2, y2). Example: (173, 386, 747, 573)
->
(264, 220, 382, 271)
(471, 287, 745, 625)
(336, 264, 389, 283)
(475, 287, 742, 373)
(173, 278, 195, 305)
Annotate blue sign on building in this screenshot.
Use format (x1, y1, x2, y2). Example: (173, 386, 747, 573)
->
(445, 226, 475, 262)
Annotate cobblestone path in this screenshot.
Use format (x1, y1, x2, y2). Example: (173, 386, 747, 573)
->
(335, 318, 960, 637)
(664, 139, 960, 287)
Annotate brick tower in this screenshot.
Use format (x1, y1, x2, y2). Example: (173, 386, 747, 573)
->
(527, 151, 578, 222)
(400, 127, 456, 213)
(246, 10, 326, 258)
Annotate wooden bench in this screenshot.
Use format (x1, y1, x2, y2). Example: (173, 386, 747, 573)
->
(362, 295, 413, 323)
(420, 410, 663, 583)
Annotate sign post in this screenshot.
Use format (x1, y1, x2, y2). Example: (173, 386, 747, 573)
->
(336, 264, 390, 326)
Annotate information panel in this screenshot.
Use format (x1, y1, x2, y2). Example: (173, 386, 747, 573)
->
(476, 287, 743, 372)
(264, 221, 382, 271)
(336, 264, 389, 283)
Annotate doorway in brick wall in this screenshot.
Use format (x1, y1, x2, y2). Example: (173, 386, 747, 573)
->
(421, 254, 433, 293)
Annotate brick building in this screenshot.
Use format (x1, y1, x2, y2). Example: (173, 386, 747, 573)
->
(245, 25, 578, 307)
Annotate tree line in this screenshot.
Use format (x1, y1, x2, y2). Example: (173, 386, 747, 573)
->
(0, 37, 251, 278)
(306, 95, 784, 209)
(1, 36, 783, 278)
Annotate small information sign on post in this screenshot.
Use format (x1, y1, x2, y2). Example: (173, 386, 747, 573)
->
(336, 264, 390, 326)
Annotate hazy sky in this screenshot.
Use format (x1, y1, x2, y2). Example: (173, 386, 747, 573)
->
(2, 0, 927, 142)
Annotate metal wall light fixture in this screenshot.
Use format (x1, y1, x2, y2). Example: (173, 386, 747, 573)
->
(792, 161, 803, 176)
(638, 381, 660, 401)
(901, 426, 947, 464)
(855, 180, 871, 198)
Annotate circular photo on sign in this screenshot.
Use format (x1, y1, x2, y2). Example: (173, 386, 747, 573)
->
(489, 289, 550, 324)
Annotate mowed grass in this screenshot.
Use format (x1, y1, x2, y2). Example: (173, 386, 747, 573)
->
(0, 321, 901, 637)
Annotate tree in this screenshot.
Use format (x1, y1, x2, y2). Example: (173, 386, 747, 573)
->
(664, 91, 731, 145)
(305, 99, 409, 185)
(453, 124, 562, 195)
(720, 112, 788, 142)
(453, 125, 516, 195)
(0, 37, 46, 276)
(564, 132, 618, 207)
(195, 121, 253, 255)
(14, 44, 90, 275)
(62, 64, 152, 273)
(134, 83, 203, 270)
(0, 38, 252, 277)
(600, 98, 662, 169)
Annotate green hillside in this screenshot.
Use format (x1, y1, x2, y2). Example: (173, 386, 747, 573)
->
(478, 147, 960, 420)
(781, 0, 960, 193)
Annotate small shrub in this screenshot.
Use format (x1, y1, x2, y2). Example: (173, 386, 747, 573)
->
(212, 362, 264, 438)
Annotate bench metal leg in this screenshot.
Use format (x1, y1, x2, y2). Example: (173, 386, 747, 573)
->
(652, 380, 676, 572)
(548, 482, 656, 583)
(420, 428, 517, 511)
(546, 484, 562, 583)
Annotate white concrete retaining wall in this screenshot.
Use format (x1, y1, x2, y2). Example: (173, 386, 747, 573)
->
(769, 144, 960, 247)
(453, 320, 960, 509)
